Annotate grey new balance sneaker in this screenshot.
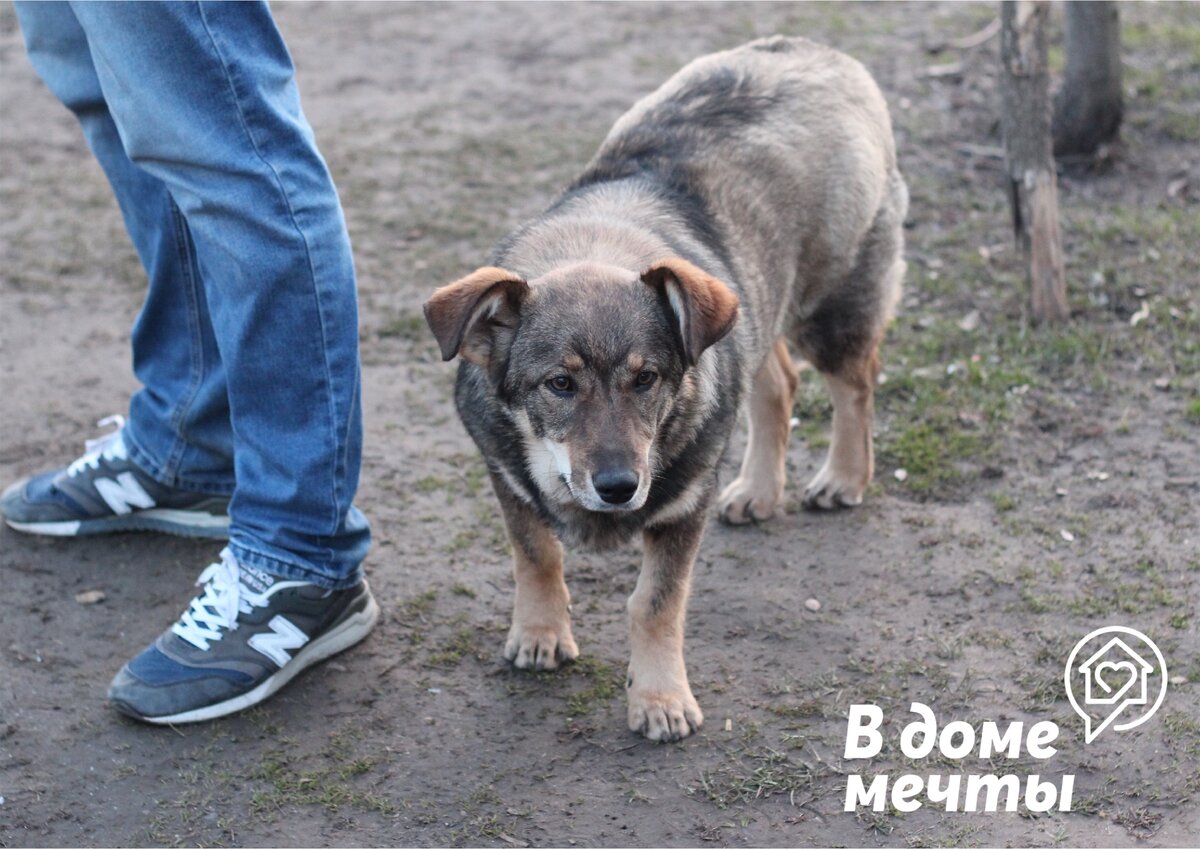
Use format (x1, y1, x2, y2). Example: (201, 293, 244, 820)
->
(109, 548, 379, 724)
(1, 416, 229, 538)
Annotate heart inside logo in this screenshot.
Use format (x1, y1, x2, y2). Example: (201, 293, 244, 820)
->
(1092, 660, 1138, 704)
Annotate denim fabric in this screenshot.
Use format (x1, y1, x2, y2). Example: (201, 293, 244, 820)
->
(15, 1, 370, 589)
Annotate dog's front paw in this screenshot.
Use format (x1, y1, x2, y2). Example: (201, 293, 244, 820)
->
(717, 475, 782, 524)
(504, 620, 579, 671)
(627, 685, 703, 742)
(802, 459, 867, 510)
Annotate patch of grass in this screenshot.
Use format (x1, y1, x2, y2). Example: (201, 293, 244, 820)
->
(1112, 806, 1163, 839)
(376, 309, 428, 341)
(460, 458, 489, 497)
(451, 582, 477, 598)
(1072, 776, 1119, 816)
(1017, 670, 1061, 713)
(1162, 108, 1200, 142)
(693, 746, 823, 809)
(990, 492, 1018, 513)
(880, 420, 982, 497)
(472, 814, 508, 840)
(563, 656, 624, 717)
(1185, 398, 1200, 425)
(855, 807, 899, 836)
(1124, 15, 1200, 68)
(877, 189, 1199, 505)
(414, 475, 445, 494)
(443, 526, 479, 554)
(1161, 711, 1200, 757)
(247, 741, 395, 817)
(398, 588, 438, 620)
(1013, 554, 1188, 621)
(426, 625, 481, 667)
(791, 375, 833, 448)
(465, 784, 502, 807)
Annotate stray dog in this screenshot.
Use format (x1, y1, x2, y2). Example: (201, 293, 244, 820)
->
(424, 36, 906, 741)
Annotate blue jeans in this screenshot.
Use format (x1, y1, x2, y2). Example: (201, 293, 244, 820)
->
(15, 1, 370, 589)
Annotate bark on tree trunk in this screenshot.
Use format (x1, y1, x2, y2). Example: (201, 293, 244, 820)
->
(1000, 0, 1069, 323)
(1053, 1, 1123, 156)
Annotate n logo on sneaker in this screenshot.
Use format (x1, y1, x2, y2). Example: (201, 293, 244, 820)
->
(94, 472, 155, 515)
(248, 615, 310, 667)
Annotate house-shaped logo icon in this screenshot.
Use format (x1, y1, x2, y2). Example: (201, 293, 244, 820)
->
(1078, 637, 1153, 706)
(1066, 625, 1168, 744)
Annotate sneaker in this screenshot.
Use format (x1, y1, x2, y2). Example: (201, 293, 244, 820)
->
(108, 548, 379, 724)
(1, 416, 230, 539)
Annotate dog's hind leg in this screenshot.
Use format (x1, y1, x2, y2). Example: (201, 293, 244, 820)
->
(627, 508, 706, 741)
(493, 478, 579, 671)
(798, 185, 904, 510)
(717, 338, 800, 524)
(802, 346, 880, 509)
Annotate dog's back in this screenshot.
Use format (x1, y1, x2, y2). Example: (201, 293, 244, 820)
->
(577, 36, 904, 361)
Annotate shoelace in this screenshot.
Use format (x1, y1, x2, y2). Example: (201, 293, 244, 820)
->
(171, 549, 267, 651)
(66, 415, 128, 477)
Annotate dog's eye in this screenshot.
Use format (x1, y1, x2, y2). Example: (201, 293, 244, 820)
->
(635, 370, 658, 389)
(546, 375, 576, 395)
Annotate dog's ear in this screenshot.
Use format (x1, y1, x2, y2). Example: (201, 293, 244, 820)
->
(424, 267, 529, 367)
(641, 257, 739, 366)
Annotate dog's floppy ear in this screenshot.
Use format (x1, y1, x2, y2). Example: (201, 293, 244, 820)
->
(641, 257, 739, 366)
(424, 267, 529, 367)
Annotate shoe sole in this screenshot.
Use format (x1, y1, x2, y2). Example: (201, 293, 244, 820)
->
(6, 508, 230, 540)
(114, 589, 380, 725)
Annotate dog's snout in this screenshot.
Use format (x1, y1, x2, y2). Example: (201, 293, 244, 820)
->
(593, 468, 640, 505)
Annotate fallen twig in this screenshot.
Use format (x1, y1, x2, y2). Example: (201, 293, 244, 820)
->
(950, 17, 1001, 50)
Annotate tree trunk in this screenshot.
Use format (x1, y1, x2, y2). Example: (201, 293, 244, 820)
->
(1053, 1, 1123, 156)
(1000, 0, 1069, 323)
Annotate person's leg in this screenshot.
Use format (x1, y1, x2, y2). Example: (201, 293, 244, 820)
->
(11, 1, 375, 722)
(64, 0, 370, 589)
(13, 1, 235, 493)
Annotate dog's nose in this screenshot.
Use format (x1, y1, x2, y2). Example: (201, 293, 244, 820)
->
(593, 468, 640, 504)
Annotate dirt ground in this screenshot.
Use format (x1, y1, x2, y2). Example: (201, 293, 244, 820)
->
(1, 2, 1198, 847)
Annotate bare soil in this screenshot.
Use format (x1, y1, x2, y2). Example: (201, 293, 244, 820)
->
(1, 3, 1197, 847)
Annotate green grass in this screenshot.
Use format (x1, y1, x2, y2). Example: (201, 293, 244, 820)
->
(563, 656, 624, 717)
(376, 309, 428, 341)
(426, 625, 482, 667)
(693, 745, 826, 809)
(990, 492, 1018, 513)
(398, 588, 438, 620)
(443, 527, 479, 554)
(873, 192, 1200, 505)
(246, 730, 396, 817)
(879, 419, 983, 497)
(1124, 14, 1200, 68)
(1162, 109, 1200, 142)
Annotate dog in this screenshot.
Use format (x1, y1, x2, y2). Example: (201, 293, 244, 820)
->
(424, 36, 906, 742)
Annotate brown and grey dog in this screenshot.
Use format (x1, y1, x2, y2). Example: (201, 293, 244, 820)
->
(424, 36, 906, 742)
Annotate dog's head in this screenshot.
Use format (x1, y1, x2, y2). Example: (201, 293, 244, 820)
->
(425, 258, 738, 513)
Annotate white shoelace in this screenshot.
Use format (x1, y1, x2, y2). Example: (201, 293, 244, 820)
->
(66, 415, 128, 477)
(172, 549, 266, 651)
(171, 549, 313, 651)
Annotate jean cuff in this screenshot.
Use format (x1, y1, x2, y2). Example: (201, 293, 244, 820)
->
(229, 539, 363, 591)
